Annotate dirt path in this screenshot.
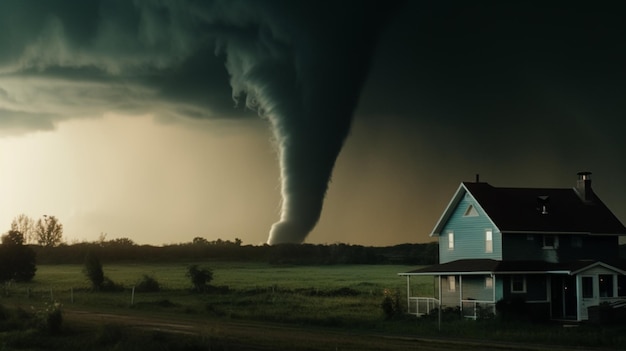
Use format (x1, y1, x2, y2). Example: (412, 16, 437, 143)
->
(62, 308, 589, 351)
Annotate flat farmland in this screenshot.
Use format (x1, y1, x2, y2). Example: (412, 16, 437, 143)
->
(31, 262, 423, 291)
(4, 262, 429, 328)
(3, 262, 625, 350)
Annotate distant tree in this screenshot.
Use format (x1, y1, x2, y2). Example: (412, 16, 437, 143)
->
(0, 230, 37, 282)
(186, 264, 213, 292)
(107, 237, 135, 246)
(10, 214, 35, 244)
(192, 237, 209, 245)
(35, 215, 64, 247)
(83, 251, 104, 290)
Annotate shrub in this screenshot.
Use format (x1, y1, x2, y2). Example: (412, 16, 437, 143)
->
(186, 265, 213, 292)
(135, 274, 160, 292)
(0, 231, 37, 283)
(100, 276, 123, 292)
(381, 288, 401, 319)
(83, 251, 104, 290)
(33, 302, 63, 334)
(496, 297, 528, 322)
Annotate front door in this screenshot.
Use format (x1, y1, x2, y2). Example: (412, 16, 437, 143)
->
(580, 275, 597, 320)
(551, 275, 577, 320)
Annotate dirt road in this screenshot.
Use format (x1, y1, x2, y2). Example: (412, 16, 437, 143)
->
(62, 308, 585, 351)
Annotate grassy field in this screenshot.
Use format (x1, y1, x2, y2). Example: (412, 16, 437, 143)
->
(3, 262, 426, 327)
(1, 262, 431, 350)
(29, 262, 422, 291)
(3, 262, 626, 350)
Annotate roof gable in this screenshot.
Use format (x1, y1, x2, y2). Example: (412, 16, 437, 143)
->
(430, 183, 499, 236)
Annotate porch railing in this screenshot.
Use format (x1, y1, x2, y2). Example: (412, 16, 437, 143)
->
(408, 297, 439, 316)
(461, 300, 496, 320)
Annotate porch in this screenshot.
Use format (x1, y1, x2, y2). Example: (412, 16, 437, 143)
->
(402, 273, 497, 319)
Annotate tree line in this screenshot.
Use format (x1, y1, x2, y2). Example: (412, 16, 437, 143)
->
(32, 239, 439, 265)
(1, 213, 439, 284)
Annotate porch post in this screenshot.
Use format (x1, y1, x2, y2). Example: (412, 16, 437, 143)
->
(406, 275, 410, 313)
(459, 275, 463, 313)
(438, 275, 442, 332)
(492, 274, 496, 315)
(575, 274, 582, 322)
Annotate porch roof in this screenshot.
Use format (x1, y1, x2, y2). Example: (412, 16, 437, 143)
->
(399, 259, 626, 276)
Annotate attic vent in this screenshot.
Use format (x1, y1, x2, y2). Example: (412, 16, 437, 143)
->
(537, 196, 549, 215)
(464, 204, 479, 217)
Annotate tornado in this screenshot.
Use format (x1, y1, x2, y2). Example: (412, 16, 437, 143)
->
(215, 1, 395, 244)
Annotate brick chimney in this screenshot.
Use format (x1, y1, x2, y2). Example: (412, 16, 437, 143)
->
(575, 171, 593, 202)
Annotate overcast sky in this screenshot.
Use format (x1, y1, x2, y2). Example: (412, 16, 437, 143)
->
(1, 1, 625, 246)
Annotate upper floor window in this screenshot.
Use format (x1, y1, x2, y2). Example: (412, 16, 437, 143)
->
(447, 232, 454, 250)
(511, 275, 526, 293)
(485, 276, 493, 289)
(485, 229, 493, 253)
(543, 235, 559, 249)
(571, 236, 582, 248)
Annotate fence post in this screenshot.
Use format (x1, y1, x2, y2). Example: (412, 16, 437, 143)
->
(70, 288, 74, 304)
(131, 286, 135, 305)
(50, 289, 54, 301)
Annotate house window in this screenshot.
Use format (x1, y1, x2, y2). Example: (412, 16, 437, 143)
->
(448, 232, 454, 250)
(485, 276, 493, 288)
(485, 229, 493, 253)
(464, 205, 479, 217)
(511, 275, 526, 293)
(448, 276, 456, 292)
(571, 236, 582, 248)
(543, 235, 559, 249)
(599, 275, 614, 298)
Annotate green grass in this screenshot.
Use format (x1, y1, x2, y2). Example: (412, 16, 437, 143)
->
(5, 262, 626, 350)
(2, 262, 424, 326)
(29, 262, 419, 292)
(1, 262, 429, 350)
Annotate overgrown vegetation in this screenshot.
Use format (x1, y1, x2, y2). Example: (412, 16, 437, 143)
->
(135, 274, 160, 292)
(0, 302, 63, 335)
(0, 231, 37, 283)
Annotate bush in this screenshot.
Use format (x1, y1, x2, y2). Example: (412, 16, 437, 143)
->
(496, 297, 528, 321)
(83, 251, 104, 290)
(33, 302, 63, 334)
(381, 288, 401, 319)
(135, 275, 160, 292)
(0, 231, 37, 283)
(100, 276, 123, 292)
(186, 265, 213, 292)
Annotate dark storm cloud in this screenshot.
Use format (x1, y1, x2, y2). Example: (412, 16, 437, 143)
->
(359, 1, 626, 171)
(0, 0, 397, 244)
